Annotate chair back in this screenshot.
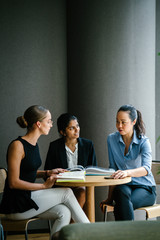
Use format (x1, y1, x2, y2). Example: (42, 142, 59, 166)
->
(0, 168, 7, 194)
(152, 161, 160, 185)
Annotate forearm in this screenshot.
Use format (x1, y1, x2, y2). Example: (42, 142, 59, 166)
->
(37, 170, 47, 178)
(125, 167, 147, 177)
(8, 178, 46, 191)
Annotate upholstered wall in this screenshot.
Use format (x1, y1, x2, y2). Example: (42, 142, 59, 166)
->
(0, 0, 67, 169)
(0, 0, 157, 226)
(67, 0, 156, 220)
(156, 0, 160, 158)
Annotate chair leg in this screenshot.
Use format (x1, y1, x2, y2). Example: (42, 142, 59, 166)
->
(104, 206, 108, 222)
(4, 231, 7, 240)
(48, 220, 52, 234)
(25, 230, 28, 240)
(0, 225, 4, 240)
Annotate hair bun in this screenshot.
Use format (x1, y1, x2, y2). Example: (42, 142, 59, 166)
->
(16, 116, 28, 128)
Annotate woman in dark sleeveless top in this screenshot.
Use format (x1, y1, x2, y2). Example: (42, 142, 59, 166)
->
(0, 105, 89, 239)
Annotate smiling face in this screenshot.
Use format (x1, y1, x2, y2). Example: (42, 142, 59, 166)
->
(62, 119, 80, 140)
(116, 111, 136, 137)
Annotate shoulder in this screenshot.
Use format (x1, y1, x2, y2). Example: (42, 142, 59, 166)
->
(139, 135, 151, 148)
(78, 137, 94, 146)
(132, 133, 151, 153)
(7, 138, 24, 157)
(8, 137, 24, 149)
(10, 140, 23, 149)
(107, 132, 119, 142)
(134, 133, 150, 144)
(50, 138, 64, 146)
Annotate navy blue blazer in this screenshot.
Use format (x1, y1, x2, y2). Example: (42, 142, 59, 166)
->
(44, 137, 97, 170)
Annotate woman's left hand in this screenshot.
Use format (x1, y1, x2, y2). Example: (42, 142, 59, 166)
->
(47, 168, 67, 176)
(111, 170, 128, 179)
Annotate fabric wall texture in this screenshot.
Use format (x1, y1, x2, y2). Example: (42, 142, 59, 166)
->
(0, 0, 67, 170)
(67, 0, 156, 220)
(0, 0, 157, 224)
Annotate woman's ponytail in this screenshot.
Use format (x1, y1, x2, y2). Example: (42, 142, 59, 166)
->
(134, 110, 145, 138)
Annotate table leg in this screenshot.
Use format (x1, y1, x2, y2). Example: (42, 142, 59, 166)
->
(84, 186, 95, 222)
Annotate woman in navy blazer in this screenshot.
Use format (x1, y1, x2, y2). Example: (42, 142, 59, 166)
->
(44, 113, 97, 208)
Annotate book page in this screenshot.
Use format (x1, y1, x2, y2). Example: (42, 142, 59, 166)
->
(57, 170, 85, 182)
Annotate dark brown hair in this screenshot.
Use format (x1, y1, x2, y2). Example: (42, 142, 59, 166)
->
(118, 104, 145, 138)
(57, 113, 78, 136)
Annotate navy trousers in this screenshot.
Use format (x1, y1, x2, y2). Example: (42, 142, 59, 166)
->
(113, 184, 156, 220)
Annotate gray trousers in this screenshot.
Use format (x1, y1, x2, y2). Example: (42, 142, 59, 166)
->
(5, 187, 89, 238)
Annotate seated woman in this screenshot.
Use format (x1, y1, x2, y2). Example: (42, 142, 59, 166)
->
(0, 105, 89, 240)
(100, 104, 156, 220)
(44, 113, 97, 208)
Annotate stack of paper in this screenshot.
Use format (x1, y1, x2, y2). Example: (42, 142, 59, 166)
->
(56, 170, 86, 182)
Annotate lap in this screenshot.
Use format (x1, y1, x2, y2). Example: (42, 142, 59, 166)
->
(6, 187, 73, 220)
(114, 184, 156, 209)
(37, 204, 71, 219)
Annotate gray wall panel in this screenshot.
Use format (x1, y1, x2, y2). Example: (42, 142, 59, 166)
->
(156, 0, 160, 158)
(0, 0, 157, 229)
(0, 0, 67, 169)
(67, 0, 155, 221)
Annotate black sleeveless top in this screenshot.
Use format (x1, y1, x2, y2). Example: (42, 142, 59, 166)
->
(0, 137, 42, 214)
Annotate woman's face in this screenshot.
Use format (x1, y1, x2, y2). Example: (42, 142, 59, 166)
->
(39, 111, 53, 135)
(63, 119, 80, 140)
(116, 111, 136, 136)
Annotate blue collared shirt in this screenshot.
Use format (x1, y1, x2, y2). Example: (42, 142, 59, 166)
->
(107, 130, 156, 186)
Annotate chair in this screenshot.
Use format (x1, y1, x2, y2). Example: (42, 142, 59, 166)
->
(103, 161, 160, 221)
(0, 168, 51, 240)
(0, 223, 4, 240)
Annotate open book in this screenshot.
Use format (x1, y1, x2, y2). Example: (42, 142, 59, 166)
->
(67, 165, 115, 176)
(56, 170, 85, 182)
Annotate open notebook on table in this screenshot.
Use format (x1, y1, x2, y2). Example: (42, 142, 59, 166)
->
(56, 170, 86, 182)
(66, 165, 115, 176)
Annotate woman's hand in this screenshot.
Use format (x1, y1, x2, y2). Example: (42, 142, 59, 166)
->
(111, 170, 128, 179)
(112, 167, 147, 178)
(46, 168, 67, 176)
(43, 175, 58, 188)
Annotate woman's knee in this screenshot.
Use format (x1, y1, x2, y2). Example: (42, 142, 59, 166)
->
(113, 185, 131, 201)
(56, 205, 71, 221)
(63, 187, 74, 198)
(50, 204, 71, 222)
